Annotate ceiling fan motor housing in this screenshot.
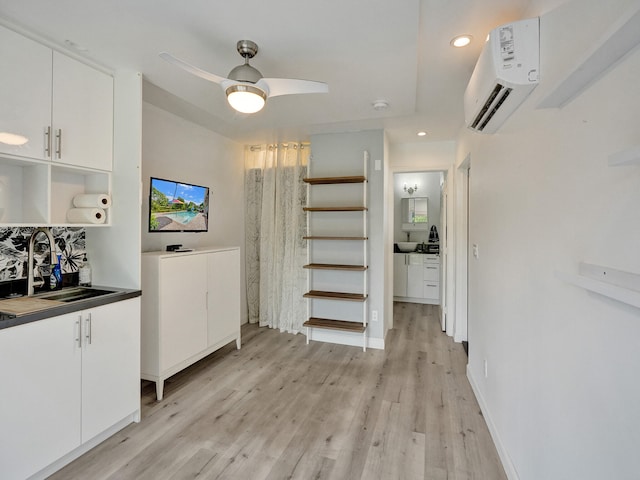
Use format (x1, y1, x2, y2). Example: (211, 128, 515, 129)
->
(227, 63, 263, 83)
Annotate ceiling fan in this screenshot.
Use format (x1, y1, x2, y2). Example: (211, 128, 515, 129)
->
(160, 40, 329, 114)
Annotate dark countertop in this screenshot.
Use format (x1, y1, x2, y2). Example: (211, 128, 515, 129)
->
(0, 286, 142, 330)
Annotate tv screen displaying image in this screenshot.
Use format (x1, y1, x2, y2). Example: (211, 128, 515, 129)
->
(149, 177, 209, 232)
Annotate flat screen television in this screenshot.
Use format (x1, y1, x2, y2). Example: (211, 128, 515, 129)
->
(149, 177, 209, 232)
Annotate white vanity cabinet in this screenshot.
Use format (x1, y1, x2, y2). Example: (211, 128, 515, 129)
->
(394, 253, 441, 304)
(0, 297, 140, 480)
(141, 248, 241, 401)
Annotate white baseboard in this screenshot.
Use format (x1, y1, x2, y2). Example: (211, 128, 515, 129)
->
(29, 412, 138, 480)
(466, 366, 520, 480)
(306, 329, 385, 350)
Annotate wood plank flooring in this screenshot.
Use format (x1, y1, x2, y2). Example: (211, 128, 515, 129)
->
(50, 302, 506, 480)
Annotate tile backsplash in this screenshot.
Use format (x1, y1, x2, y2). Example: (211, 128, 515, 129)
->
(0, 227, 86, 281)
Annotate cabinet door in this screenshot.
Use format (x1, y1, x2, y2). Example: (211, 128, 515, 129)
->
(81, 298, 140, 441)
(159, 255, 208, 370)
(393, 253, 408, 296)
(0, 25, 52, 160)
(0, 314, 81, 480)
(407, 254, 425, 298)
(207, 249, 240, 347)
(52, 51, 113, 170)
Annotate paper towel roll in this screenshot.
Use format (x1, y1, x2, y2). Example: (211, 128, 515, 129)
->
(67, 208, 106, 224)
(73, 193, 111, 209)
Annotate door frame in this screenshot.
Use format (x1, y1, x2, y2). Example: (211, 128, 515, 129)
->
(452, 154, 470, 342)
(386, 165, 453, 335)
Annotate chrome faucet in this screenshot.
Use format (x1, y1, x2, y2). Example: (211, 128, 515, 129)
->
(27, 227, 58, 296)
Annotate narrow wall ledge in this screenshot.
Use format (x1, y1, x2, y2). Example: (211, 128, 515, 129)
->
(608, 146, 640, 166)
(555, 263, 640, 309)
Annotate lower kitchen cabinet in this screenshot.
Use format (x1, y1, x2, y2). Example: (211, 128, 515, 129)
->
(141, 248, 241, 401)
(0, 297, 140, 480)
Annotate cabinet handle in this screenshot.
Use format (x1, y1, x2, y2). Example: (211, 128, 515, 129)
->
(44, 126, 52, 157)
(426, 266, 438, 269)
(55, 129, 62, 159)
(85, 313, 92, 345)
(426, 284, 438, 287)
(75, 317, 82, 348)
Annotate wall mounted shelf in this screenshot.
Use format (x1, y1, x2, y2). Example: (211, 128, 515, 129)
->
(303, 152, 369, 350)
(303, 236, 368, 241)
(303, 176, 366, 185)
(555, 262, 640, 309)
(303, 318, 366, 333)
(304, 263, 367, 271)
(303, 206, 367, 212)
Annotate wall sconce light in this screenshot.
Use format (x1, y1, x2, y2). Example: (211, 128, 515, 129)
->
(404, 183, 418, 195)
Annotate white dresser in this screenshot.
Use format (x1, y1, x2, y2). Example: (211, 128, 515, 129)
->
(141, 247, 241, 400)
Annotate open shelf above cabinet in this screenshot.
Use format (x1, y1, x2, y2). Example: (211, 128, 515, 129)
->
(0, 155, 111, 227)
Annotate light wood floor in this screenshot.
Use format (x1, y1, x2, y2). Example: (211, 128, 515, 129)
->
(50, 302, 506, 480)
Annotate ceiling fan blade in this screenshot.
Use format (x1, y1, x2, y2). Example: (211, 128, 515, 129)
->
(159, 52, 227, 84)
(257, 78, 329, 98)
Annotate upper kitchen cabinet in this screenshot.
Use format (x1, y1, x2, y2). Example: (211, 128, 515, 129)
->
(0, 24, 113, 226)
(52, 52, 113, 171)
(0, 24, 113, 171)
(0, 25, 52, 161)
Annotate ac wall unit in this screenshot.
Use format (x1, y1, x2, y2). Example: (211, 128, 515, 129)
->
(464, 17, 539, 134)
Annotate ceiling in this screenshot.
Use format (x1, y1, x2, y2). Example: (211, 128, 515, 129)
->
(0, 0, 533, 144)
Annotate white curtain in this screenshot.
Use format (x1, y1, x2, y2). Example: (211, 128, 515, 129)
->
(245, 143, 308, 333)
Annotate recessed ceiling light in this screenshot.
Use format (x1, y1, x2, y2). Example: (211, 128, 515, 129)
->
(450, 35, 473, 48)
(417, 131, 427, 137)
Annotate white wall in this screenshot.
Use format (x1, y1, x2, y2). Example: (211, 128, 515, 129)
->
(141, 102, 247, 322)
(458, 1, 640, 479)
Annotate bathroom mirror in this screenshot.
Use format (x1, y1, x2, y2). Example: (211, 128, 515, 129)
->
(401, 197, 428, 230)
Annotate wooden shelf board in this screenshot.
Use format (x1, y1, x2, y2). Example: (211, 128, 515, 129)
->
(303, 176, 366, 184)
(303, 317, 367, 333)
(304, 206, 367, 212)
(304, 263, 367, 271)
(303, 290, 368, 302)
(303, 236, 368, 241)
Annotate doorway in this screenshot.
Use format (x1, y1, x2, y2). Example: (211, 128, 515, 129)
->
(390, 170, 448, 331)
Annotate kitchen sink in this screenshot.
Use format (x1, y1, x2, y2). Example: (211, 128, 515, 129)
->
(35, 287, 117, 303)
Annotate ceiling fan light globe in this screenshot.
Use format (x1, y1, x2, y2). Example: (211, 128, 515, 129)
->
(226, 85, 267, 113)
